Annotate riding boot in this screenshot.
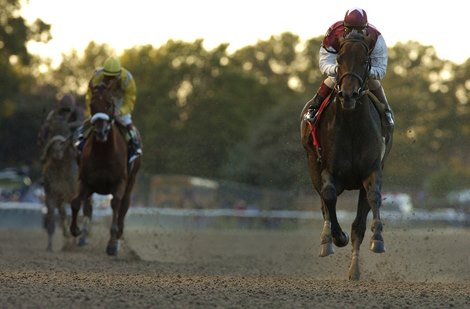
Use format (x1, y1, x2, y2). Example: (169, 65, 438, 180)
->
(73, 119, 92, 152)
(370, 85, 395, 130)
(303, 81, 333, 123)
(127, 125, 142, 163)
(73, 125, 85, 151)
(304, 94, 324, 123)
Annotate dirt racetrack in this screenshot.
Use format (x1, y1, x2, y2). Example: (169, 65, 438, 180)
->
(0, 215, 469, 308)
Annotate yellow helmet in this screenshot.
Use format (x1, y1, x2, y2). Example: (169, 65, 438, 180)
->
(103, 57, 121, 76)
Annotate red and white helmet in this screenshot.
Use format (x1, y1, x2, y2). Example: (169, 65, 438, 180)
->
(344, 8, 368, 28)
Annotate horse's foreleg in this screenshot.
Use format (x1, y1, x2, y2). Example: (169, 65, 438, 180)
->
(363, 171, 385, 253)
(106, 196, 122, 256)
(70, 196, 81, 237)
(319, 217, 334, 257)
(349, 188, 371, 280)
(58, 202, 70, 239)
(320, 171, 349, 248)
(78, 197, 93, 246)
(116, 195, 130, 239)
(44, 198, 56, 251)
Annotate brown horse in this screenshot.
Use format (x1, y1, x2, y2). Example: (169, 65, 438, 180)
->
(42, 126, 77, 251)
(300, 31, 393, 280)
(70, 80, 141, 256)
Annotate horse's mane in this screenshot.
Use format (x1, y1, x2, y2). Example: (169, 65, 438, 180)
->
(344, 31, 365, 41)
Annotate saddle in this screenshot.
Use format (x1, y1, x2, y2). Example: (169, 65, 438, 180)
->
(81, 119, 131, 143)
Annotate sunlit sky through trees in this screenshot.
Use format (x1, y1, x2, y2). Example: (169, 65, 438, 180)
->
(21, 0, 468, 66)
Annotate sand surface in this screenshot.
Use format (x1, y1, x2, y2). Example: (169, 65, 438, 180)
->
(0, 218, 469, 308)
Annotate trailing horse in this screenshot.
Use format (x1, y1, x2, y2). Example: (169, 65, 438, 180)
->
(300, 31, 393, 280)
(70, 80, 141, 256)
(41, 121, 78, 251)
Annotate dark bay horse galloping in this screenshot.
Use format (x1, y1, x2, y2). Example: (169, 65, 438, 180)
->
(70, 80, 141, 256)
(300, 31, 393, 280)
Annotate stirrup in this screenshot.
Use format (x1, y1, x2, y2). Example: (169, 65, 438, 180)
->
(304, 109, 317, 122)
(304, 109, 319, 124)
(128, 149, 142, 163)
(385, 111, 395, 127)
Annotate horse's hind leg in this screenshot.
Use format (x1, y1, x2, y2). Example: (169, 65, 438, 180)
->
(116, 196, 130, 240)
(70, 186, 90, 237)
(70, 196, 81, 237)
(78, 197, 92, 246)
(364, 171, 385, 253)
(349, 188, 371, 280)
(116, 179, 136, 239)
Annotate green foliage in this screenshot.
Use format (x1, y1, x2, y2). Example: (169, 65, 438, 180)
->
(49, 42, 116, 95)
(0, 0, 51, 174)
(122, 40, 277, 178)
(424, 168, 470, 198)
(2, 5, 470, 201)
(222, 101, 310, 191)
(0, 0, 50, 116)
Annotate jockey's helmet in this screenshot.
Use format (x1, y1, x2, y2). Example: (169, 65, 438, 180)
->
(343, 8, 368, 29)
(59, 94, 76, 111)
(103, 57, 121, 76)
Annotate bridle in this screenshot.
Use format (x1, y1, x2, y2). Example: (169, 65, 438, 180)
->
(335, 35, 372, 98)
(90, 81, 117, 141)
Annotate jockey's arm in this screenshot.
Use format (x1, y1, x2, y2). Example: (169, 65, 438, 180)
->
(319, 46, 338, 77)
(369, 35, 388, 80)
(119, 71, 137, 116)
(37, 110, 55, 146)
(68, 110, 84, 131)
(84, 86, 92, 118)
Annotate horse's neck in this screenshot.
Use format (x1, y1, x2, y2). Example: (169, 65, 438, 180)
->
(328, 96, 379, 138)
(44, 144, 77, 173)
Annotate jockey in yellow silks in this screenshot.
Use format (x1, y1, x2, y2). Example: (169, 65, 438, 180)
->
(77, 56, 142, 163)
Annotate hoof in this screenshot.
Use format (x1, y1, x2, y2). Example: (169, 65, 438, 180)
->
(62, 229, 71, 239)
(70, 226, 81, 238)
(348, 256, 360, 280)
(106, 241, 120, 256)
(348, 269, 360, 281)
(78, 237, 89, 247)
(333, 231, 349, 248)
(319, 242, 335, 257)
(369, 240, 385, 253)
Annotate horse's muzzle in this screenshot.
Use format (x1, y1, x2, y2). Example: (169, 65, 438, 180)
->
(339, 98, 356, 111)
(94, 131, 108, 142)
(93, 119, 111, 142)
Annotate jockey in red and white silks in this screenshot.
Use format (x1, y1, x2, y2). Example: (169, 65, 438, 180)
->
(303, 7, 394, 129)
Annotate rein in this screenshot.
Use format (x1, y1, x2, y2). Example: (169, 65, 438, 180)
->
(309, 34, 373, 163)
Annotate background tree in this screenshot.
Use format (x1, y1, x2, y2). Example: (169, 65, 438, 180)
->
(0, 0, 51, 169)
(2, 4, 470, 204)
(123, 40, 277, 178)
